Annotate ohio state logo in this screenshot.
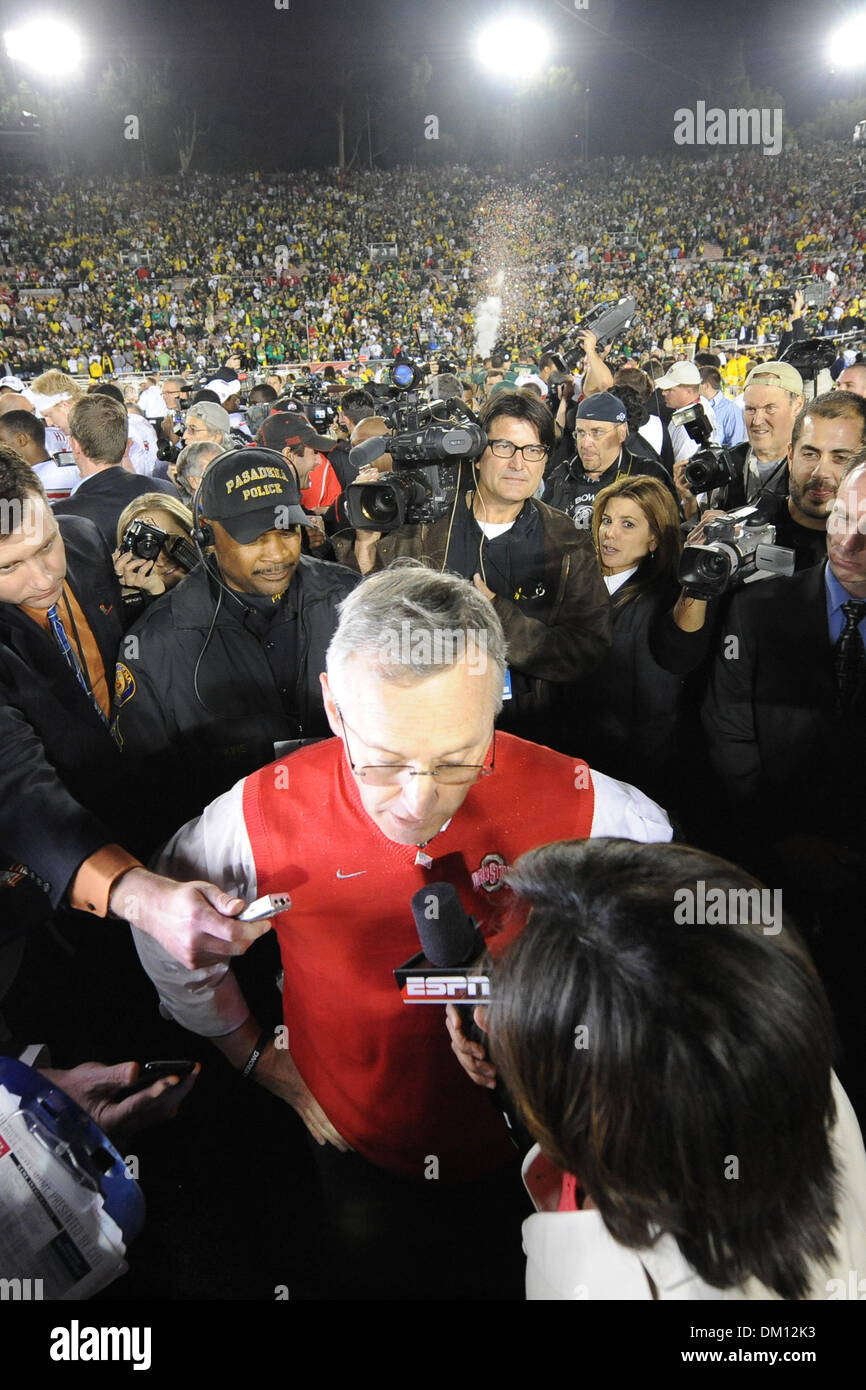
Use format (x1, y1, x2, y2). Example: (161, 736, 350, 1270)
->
(472, 853, 509, 893)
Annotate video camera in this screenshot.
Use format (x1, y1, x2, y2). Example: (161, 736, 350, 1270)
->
(343, 397, 486, 532)
(678, 505, 795, 600)
(542, 296, 638, 370)
(280, 373, 339, 430)
(120, 519, 199, 575)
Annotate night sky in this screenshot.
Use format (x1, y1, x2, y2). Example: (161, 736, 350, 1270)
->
(0, 0, 862, 166)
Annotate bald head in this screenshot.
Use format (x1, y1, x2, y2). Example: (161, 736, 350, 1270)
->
(0, 393, 35, 419)
(838, 364, 866, 400)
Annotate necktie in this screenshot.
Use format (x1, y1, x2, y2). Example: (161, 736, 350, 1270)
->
(46, 602, 108, 726)
(833, 599, 866, 714)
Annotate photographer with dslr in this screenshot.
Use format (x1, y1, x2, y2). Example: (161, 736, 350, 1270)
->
(113, 494, 197, 603)
(685, 360, 805, 522)
(113, 448, 359, 820)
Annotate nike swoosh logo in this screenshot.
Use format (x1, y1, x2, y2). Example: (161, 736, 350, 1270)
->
(336, 869, 366, 879)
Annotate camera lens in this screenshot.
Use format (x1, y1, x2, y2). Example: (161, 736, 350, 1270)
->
(361, 485, 399, 526)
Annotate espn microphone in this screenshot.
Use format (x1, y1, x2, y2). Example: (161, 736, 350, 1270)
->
(393, 882, 489, 1007)
(412, 882, 483, 967)
(398, 883, 523, 1148)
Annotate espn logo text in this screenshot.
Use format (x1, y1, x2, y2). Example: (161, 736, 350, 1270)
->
(402, 975, 490, 1002)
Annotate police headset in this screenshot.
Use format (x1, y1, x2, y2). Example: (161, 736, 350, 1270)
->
(189, 446, 297, 709)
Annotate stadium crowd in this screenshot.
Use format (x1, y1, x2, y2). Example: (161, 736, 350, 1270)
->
(1, 144, 865, 377)
(1, 142, 865, 1304)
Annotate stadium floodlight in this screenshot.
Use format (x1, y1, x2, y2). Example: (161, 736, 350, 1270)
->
(827, 12, 866, 70)
(476, 13, 552, 81)
(4, 18, 83, 74)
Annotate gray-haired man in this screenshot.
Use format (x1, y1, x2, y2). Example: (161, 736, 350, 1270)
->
(131, 565, 671, 1294)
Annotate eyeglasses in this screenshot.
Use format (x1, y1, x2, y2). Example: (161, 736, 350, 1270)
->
(337, 707, 496, 786)
(487, 439, 549, 464)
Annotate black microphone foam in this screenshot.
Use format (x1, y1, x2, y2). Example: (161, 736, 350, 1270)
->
(348, 435, 388, 469)
(410, 881, 483, 968)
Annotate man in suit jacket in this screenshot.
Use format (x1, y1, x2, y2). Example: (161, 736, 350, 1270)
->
(53, 394, 177, 549)
(0, 449, 268, 989)
(702, 457, 866, 1118)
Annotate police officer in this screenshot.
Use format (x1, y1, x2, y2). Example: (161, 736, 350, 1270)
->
(113, 448, 360, 821)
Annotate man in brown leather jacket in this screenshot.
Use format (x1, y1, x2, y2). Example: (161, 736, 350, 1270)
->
(332, 390, 611, 744)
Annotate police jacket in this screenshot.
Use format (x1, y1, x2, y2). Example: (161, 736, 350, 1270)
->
(0, 517, 132, 910)
(113, 554, 360, 819)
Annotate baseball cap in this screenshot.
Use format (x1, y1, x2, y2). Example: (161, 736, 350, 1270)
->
(655, 361, 702, 389)
(514, 372, 549, 396)
(255, 411, 337, 454)
(197, 447, 314, 542)
(575, 391, 627, 424)
(204, 377, 242, 404)
(743, 360, 805, 395)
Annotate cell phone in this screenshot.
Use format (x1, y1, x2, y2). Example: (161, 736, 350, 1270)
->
(121, 1060, 197, 1097)
(237, 893, 292, 922)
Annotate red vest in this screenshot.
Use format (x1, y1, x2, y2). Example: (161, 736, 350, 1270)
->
(243, 733, 594, 1178)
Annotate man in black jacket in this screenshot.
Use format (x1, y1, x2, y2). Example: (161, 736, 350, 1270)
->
(702, 457, 866, 1118)
(543, 391, 678, 530)
(113, 449, 360, 819)
(53, 394, 177, 548)
(0, 450, 269, 982)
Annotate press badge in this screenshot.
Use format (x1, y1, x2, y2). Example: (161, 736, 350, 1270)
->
(502, 669, 513, 701)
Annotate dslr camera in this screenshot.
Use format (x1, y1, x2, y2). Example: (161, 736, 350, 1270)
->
(672, 402, 743, 494)
(120, 519, 198, 574)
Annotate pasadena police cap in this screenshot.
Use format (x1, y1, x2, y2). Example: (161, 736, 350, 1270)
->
(197, 446, 314, 543)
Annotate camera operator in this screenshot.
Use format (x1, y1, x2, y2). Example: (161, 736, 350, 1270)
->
(112, 449, 359, 821)
(340, 391, 611, 746)
(183, 400, 236, 451)
(112, 494, 197, 607)
(655, 362, 719, 519)
(543, 391, 677, 531)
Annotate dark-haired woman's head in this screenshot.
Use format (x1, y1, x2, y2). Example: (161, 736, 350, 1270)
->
(592, 475, 682, 600)
(486, 838, 839, 1300)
